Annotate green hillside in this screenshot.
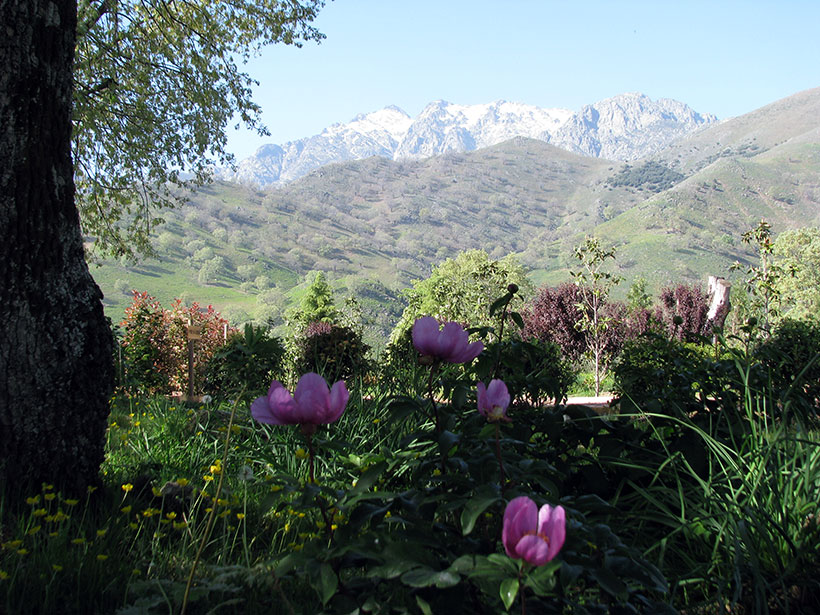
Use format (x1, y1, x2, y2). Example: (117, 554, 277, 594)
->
(91, 89, 820, 342)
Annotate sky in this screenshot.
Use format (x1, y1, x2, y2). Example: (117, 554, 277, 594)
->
(226, 0, 820, 160)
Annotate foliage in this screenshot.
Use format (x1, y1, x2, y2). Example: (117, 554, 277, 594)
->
(754, 318, 820, 422)
(626, 276, 653, 312)
(287, 271, 340, 331)
(731, 219, 795, 332)
(657, 283, 709, 342)
(391, 250, 531, 345)
(521, 282, 587, 362)
(612, 333, 711, 415)
(571, 236, 622, 395)
(74, 0, 326, 259)
(119, 292, 236, 394)
(293, 322, 372, 384)
(472, 338, 576, 406)
(605, 161, 685, 192)
(772, 226, 820, 321)
(204, 324, 286, 400)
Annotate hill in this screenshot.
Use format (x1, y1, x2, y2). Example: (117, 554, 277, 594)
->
(92, 88, 820, 344)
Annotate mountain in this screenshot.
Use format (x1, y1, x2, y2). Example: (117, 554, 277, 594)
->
(220, 94, 716, 187)
(94, 88, 820, 343)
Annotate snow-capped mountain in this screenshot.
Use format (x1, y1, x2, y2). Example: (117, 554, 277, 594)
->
(221, 94, 717, 187)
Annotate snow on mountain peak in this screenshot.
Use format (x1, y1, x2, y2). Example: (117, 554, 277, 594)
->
(221, 94, 716, 187)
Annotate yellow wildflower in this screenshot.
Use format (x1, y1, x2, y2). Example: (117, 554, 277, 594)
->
(121, 483, 134, 493)
(52, 565, 63, 572)
(26, 495, 40, 505)
(294, 448, 308, 460)
(64, 499, 79, 507)
(96, 529, 108, 537)
(236, 513, 246, 520)
(71, 538, 85, 545)
(165, 512, 177, 520)
(173, 521, 188, 530)
(96, 554, 109, 561)
(32, 508, 47, 517)
(44, 493, 56, 501)
(0, 570, 9, 580)
(121, 505, 132, 514)
(27, 525, 41, 535)
(176, 478, 189, 487)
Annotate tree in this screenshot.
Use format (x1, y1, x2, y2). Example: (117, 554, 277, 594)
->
(74, 0, 326, 258)
(1, 0, 114, 494)
(289, 271, 339, 329)
(391, 250, 532, 344)
(731, 220, 794, 333)
(772, 227, 820, 321)
(571, 236, 622, 396)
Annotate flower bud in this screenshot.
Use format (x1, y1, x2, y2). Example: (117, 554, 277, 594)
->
(507, 283, 519, 294)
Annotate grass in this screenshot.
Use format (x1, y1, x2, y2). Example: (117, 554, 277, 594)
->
(2, 346, 819, 613)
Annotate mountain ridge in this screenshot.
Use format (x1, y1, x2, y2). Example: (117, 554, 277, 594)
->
(221, 93, 717, 187)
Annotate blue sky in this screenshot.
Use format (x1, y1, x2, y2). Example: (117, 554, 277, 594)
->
(226, 0, 820, 160)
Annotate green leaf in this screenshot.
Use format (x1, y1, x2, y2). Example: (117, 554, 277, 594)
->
(349, 461, 387, 496)
(415, 596, 433, 615)
(524, 561, 560, 596)
(499, 578, 519, 611)
(460, 485, 500, 535)
(510, 311, 525, 330)
(490, 294, 511, 317)
(591, 566, 628, 599)
(487, 553, 521, 575)
(312, 563, 338, 605)
(401, 567, 460, 588)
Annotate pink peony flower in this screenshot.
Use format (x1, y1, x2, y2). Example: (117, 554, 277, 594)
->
(251, 373, 349, 426)
(411, 316, 483, 364)
(502, 496, 566, 566)
(477, 379, 511, 422)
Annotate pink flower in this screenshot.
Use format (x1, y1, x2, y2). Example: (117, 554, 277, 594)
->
(502, 496, 566, 566)
(477, 379, 511, 422)
(411, 316, 483, 364)
(251, 373, 349, 426)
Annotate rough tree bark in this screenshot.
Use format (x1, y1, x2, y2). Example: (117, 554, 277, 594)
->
(0, 0, 113, 494)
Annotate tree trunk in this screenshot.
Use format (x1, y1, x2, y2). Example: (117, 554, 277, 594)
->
(705, 276, 732, 333)
(0, 0, 114, 495)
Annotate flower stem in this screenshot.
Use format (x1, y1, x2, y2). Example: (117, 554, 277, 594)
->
(494, 423, 506, 488)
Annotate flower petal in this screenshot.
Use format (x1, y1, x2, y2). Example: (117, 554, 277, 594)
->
(293, 373, 331, 423)
(251, 395, 283, 425)
(412, 317, 441, 356)
(502, 496, 536, 558)
(515, 534, 551, 566)
(438, 322, 467, 361)
(538, 504, 566, 562)
(486, 379, 510, 411)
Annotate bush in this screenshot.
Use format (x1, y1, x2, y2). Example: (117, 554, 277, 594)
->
(204, 323, 285, 399)
(119, 292, 237, 394)
(755, 318, 820, 422)
(473, 338, 575, 406)
(612, 333, 708, 414)
(521, 283, 586, 361)
(293, 321, 371, 384)
(657, 283, 709, 342)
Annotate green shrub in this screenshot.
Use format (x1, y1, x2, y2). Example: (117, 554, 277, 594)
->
(612, 333, 707, 414)
(473, 338, 575, 406)
(204, 324, 286, 398)
(755, 318, 820, 422)
(293, 321, 371, 384)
